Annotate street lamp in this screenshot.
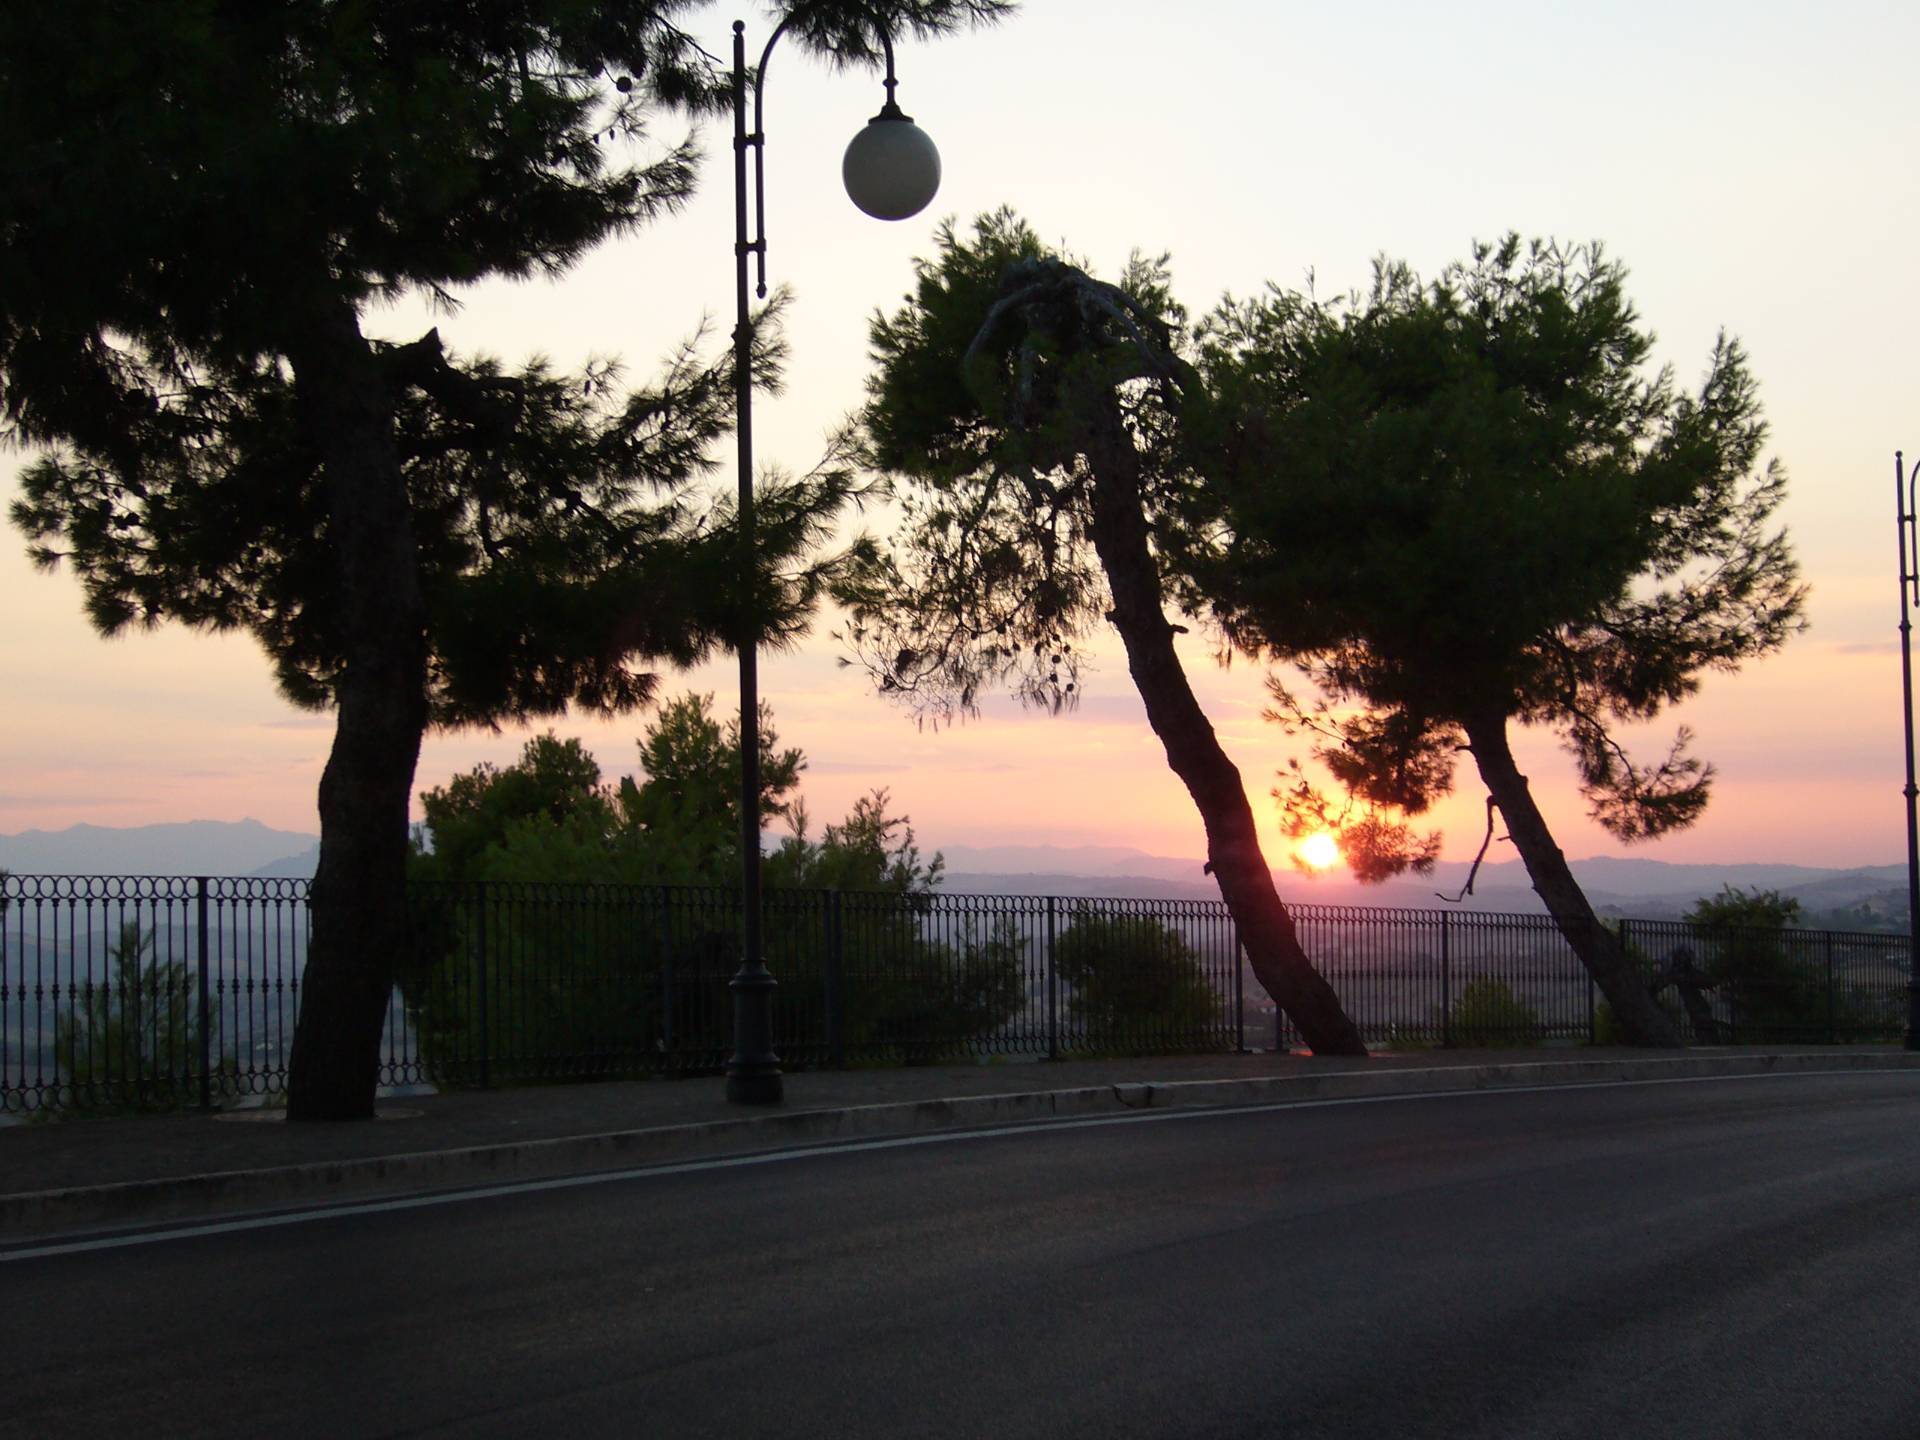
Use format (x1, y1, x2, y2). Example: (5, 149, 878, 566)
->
(1896, 451, 1920, 1050)
(726, 14, 940, 1105)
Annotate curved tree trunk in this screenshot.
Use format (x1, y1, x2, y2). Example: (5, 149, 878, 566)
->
(285, 304, 432, 1120)
(1462, 710, 1683, 1048)
(1082, 409, 1366, 1056)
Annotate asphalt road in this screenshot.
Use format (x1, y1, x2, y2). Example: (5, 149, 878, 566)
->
(6, 1071, 1920, 1439)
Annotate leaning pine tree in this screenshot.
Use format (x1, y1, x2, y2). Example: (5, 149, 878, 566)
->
(1172, 237, 1807, 1047)
(841, 212, 1365, 1054)
(0, 1, 1009, 1118)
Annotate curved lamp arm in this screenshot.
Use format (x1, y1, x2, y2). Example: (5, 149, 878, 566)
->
(737, 13, 939, 300)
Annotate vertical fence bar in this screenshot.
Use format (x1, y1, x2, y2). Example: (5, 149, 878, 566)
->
(196, 877, 211, 1110)
(1439, 909, 1452, 1049)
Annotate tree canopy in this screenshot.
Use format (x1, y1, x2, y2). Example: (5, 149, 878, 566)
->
(411, 694, 943, 894)
(1176, 236, 1805, 1042)
(1684, 886, 1802, 932)
(842, 210, 1366, 1054)
(404, 696, 1014, 1071)
(0, 0, 1011, 1116)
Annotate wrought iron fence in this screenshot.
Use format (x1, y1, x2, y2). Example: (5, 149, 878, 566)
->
(1273, 907, 1913, 1051)
(1, 873, 1910, 1113)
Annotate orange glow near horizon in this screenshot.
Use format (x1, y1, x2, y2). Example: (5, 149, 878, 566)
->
(1297, 831, 1342, 871)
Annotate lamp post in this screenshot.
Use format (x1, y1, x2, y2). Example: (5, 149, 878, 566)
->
(726, 14, 941, 1105)
(1897, 451, 1920, 1050)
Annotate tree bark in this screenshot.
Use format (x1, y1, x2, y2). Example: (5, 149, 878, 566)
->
(1461, 710, 1683, 1048)
(1081, 407, 1366, 1056)
(284, 304, 431, 1120)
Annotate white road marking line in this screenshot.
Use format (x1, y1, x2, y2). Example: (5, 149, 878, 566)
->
(3, 1067, 1908, 1263)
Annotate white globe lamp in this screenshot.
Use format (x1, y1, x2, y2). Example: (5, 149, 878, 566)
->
(843, 102, 941, 221)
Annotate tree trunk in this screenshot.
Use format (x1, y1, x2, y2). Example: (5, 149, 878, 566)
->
(284, 304, 431, 1120)
(1461, 710, 1683, 1048)
(1082, 408, 1366, 1056)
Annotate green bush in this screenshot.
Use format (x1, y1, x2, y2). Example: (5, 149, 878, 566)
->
(843, 917, 1026, 1063)
(1447, 977, 1543, 1047)
(1053, 910, 1223, 1053)
(400, 701, 996, 1080)
(55, 921, 232, 1109)
(402, 893, 670, 1083)
(1684, 886, 1828, 1042)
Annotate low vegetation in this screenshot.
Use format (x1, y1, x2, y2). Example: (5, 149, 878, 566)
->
(1052, 911, 1223, 1053)
(400, 694, 1024, 1077)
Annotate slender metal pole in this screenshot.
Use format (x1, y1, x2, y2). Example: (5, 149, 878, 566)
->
(727, 18, 781, 1104)
(1897, 451, 1920, 1051)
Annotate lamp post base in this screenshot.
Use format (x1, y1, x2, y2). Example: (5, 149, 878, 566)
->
(726, 962, 784, 1106)
(726, 1065, 785, 1105)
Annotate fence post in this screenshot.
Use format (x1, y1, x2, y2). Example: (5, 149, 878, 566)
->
(196, 876, 211, 1111)
(476, 884, 491, 1090)
(1826, 931, 1837, 1045)
(1046, 896, 1058, 1061)
(825, 889, 845, 1069)
(1439, 909, 1452, 1049)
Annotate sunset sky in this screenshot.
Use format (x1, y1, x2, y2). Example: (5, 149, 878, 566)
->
(4, 0, 1917, 874)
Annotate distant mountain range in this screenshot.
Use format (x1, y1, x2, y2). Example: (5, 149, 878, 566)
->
(0, 823, 1907, 927)
(937, 844, 1910, 927)
(0, 820, 318, 878)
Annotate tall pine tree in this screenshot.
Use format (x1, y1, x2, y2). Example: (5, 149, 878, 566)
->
(1178, 237, 1805, 1045)
(842, 212, 1366, 1054)
(0, 1, 1009, 1117)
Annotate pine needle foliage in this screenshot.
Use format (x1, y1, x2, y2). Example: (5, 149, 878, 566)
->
(0, 0, 1012, 1117)
(1178, 236, 1806, 872)
(843, 209, 1190, 718)
(842, 210, 1370, 1056)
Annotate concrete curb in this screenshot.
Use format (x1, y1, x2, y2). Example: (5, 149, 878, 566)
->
(7, 1051, 1918, 1241)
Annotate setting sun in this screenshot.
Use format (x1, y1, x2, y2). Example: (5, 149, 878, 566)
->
(1297, 831, 1342, 871)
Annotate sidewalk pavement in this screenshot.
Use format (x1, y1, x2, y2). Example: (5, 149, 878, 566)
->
(6, 1046, 1919, 1242)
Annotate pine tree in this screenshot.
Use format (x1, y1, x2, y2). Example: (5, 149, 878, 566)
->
(841, 211, 1365, 1054)
(0, 1, 1009, 1117)
(1178, 237, 1806, 1046)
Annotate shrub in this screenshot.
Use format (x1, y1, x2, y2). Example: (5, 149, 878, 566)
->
(55, 920, 231, 1109)
(1683, 886, 1826, 1042)
(1053, 910, 1223, 1052)
(847, 918, 1026, 1064)
(1447, 977, 1543, 1047)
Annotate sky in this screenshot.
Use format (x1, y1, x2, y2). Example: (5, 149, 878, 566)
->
(4, 0, 1919, 873)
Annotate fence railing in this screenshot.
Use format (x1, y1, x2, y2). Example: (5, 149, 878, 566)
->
(2, 874, 1910, 1113)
